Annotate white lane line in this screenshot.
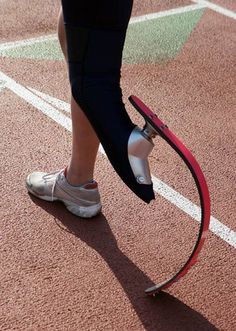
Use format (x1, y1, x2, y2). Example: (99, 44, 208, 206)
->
(0, 79, 6, 92)
(28, 87, 70, 113)
(192, 0, 236, 20)
(0, 4, 205, 52)
(1, 69, 235, 249)
(0, 34, 56, 52)
(130, 3, 206, 24)
(152, 177, 236, 248)
(0, 71, 71, 131)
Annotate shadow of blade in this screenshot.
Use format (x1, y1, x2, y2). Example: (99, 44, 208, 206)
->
(31, 196, 218, 331)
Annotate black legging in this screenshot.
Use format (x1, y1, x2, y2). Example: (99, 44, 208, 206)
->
(61, 0, 154, 203)
(61, 0, 133, 29)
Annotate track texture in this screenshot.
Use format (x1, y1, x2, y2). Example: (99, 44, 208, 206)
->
(0, 1, 235, 330)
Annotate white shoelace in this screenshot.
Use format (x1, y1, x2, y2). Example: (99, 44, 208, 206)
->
(42, 170, 64, 201)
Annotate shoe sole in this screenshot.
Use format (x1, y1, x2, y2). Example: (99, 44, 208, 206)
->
(26, 181, 102, 219)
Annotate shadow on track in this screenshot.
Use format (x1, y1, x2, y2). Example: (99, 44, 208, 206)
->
(32, 197, 218, 331)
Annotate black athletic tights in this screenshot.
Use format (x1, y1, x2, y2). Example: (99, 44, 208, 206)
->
(61, 0, 154, 203)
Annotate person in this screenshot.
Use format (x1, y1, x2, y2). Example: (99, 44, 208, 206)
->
(26, 0, 155, 218)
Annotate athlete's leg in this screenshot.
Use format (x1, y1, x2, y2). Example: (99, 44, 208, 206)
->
(58, 8, 99, 185)
(61, 0, 155, 203)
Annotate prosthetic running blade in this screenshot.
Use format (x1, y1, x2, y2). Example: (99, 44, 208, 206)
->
(129, 95, 211, 296)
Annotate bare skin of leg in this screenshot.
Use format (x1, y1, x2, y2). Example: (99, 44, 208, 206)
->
(57, 9, 100, 185)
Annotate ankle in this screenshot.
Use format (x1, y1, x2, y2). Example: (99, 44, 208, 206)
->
(65, 167, 93, 186)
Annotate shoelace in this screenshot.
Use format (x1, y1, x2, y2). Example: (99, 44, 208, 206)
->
(42, 170, 64, 201)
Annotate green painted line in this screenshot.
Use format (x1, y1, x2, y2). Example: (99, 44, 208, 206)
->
(0, 9, 204, 63)
(124, 8, 204, 63)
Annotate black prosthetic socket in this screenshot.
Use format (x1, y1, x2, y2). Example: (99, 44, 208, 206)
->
(61, 0, 155, 203)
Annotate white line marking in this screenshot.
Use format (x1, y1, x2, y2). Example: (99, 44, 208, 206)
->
(1, 69, 235, 249)
(28, 87, 71, 113)
(129, 3, 206, 24)
(0, 79, 6, 92)
(152, 177, 236, 248)
(192, 0, 236, 20)
(0, 4, 205, 52)
(0, 34, 56, 52)
(0, 71, 71, 131)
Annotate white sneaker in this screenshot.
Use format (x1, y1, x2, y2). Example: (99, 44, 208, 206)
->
(26, 169, 102, 218)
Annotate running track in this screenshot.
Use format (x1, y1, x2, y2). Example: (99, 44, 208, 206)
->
(0, 1, 235, 330)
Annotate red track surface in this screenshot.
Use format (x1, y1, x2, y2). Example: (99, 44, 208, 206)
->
(1, 1, 236, 330)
